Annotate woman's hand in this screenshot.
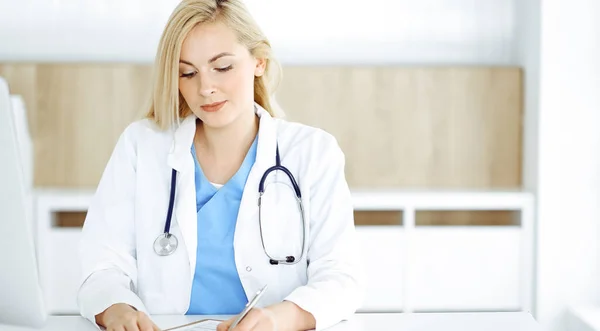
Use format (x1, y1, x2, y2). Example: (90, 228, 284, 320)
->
(96, 303, 161, 331)
(216, 307, 277, 331)
(216, 301, 315, 331)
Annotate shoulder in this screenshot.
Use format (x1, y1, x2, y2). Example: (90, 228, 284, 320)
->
(121, 118, 164, 139)
(118, 118, 172, 148)
(273, 118, 345, 163)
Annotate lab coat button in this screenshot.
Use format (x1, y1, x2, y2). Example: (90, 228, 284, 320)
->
(246, 266, 252, 272)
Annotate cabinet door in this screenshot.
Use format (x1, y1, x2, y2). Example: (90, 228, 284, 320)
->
(410, 227, 522, 311)
(41, 230, 82, 314)
(356, 226, 405, 312)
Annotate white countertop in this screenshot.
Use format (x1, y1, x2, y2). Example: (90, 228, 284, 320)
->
(567, 305, 600, 331)
(0, 312, 542, 331)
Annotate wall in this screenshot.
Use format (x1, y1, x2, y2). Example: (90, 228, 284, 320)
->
(0, 64, 523, 189)
(515, 0, 541, 194)
(534, 0, 600, 330)
(514, 0, 541, 319)
(0, 0, 517, 64)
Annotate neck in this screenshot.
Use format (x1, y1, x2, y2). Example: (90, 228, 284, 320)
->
(195, 107, 258, 160)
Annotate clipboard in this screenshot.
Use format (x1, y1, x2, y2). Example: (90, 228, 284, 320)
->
(163, 318, 224, 331)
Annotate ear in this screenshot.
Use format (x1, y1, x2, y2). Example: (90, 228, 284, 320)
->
(254, 57, 267, 77)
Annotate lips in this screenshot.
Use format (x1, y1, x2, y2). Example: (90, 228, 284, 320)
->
(201, 100, 227, 112)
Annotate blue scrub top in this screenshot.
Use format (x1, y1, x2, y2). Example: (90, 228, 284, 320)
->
(186, 136, 258, 315)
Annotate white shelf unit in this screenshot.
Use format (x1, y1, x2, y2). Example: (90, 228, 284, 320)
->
(352, 190, 535, 314)
(33, 189, 535, 316)
(34, 189, 95, 315)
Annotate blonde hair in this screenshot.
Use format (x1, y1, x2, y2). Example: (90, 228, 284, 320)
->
(146, 0, 282, 130)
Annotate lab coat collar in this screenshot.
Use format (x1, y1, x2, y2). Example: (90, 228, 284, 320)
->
(254, 104, 277, 169)
(167, 102, 276, 172)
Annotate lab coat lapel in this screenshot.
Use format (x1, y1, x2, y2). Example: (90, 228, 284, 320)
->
(236, 105, 277, 252)
(167, 115, 198, 283)
(253, 104, 277, 174)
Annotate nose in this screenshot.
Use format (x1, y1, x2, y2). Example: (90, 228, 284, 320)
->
(197, 72, 216, 97)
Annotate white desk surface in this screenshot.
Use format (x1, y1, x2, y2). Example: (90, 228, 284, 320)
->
(567, 305, 600, 331)
(0, 312, 542, 331)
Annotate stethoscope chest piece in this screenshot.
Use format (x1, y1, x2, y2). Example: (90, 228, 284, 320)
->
(153, 233, 178, 256)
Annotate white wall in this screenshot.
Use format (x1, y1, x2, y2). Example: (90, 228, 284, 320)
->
(534, 0, 600, 330)
(515, 0, 541, 194)
(514, 0, 541, 321)
(0, 0, 517, 64)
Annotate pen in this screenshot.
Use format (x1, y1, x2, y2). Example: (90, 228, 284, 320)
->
(228, 284, 269, 330)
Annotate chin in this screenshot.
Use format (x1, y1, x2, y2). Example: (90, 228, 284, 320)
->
(199, 112, 237, 129)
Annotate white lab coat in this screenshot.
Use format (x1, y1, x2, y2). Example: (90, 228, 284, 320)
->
(77, 104, 364, 330)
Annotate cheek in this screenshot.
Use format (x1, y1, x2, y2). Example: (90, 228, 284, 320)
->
(227, 66, 256, 99)
(178, 80, 196, 104)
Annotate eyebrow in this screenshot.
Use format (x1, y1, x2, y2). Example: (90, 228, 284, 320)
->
(179, 52, 234, 67)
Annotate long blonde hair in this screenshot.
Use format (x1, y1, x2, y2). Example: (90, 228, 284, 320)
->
(146, 0, 282, 130)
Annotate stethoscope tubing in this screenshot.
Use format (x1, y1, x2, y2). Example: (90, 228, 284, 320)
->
(156, 144, 307, 265)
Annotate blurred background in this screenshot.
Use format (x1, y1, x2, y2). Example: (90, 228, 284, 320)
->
(1, 1, 599, 331)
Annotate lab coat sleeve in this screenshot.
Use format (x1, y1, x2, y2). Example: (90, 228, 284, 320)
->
(284, 133, 365, 331)
(77, 123, 148, 328)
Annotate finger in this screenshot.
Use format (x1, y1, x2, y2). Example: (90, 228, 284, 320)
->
(109, 326, 126, 331)
(234, 309, 262, 331)
(263, 309, 277, 331)
(255, 319, 276, 331)
(153, 323, 162, 331)
(137, 315, 154, 331)
(217, 317, 234, 331)
(254, 310, 277, 331)
(124, 319, 141, 331)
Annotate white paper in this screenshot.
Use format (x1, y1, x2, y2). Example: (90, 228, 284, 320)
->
(165, 319, 221, 331)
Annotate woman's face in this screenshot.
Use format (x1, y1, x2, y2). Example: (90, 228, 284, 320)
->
(178, 21, 266, 129)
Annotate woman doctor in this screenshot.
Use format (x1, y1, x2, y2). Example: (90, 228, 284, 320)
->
(77, 0, 363, 330)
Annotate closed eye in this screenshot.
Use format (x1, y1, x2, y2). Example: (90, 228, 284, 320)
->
(180, 72, 196, 79)
(215, 65, 233, 72)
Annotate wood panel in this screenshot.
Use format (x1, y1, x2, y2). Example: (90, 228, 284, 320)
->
(55, 211, 87, 227)
(1, 64, 522, 189)
(276, 67, 523, 189)
(1, 64, 152, 187)
(35, 65, 152, 186)
(51, 210, 517, 227)
(52, 210, 519, 227)
(354, 211, 403, 226)
(416, 210, 520, 226)
(0, 64, 38, 135)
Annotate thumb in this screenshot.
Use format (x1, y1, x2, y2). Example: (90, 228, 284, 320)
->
(216, 317, 234, 331)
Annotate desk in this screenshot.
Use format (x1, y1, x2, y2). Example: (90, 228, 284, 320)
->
(1, 312, 542, 331)
(567, 305, 600, 331)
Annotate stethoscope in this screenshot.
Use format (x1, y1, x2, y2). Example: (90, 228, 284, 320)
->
(153, 144, 307, 266)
